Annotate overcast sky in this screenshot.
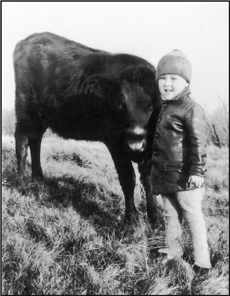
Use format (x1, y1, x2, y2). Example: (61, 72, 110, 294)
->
(2, 2, 229, 113)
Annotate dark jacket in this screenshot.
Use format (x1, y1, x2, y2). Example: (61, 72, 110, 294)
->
(151, 86, 207, 194)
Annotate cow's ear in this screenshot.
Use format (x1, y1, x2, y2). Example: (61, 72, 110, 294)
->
(81, 75, 115, 98)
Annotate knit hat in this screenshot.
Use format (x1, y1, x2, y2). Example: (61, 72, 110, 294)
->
(156, 49, 192, 83)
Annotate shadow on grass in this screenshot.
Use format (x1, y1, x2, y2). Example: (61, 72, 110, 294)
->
(3, 146, 149, 240)
(23, 174, 125, 238)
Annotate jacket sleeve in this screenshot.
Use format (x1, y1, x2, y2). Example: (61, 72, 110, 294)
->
(184, 103, 207, 177)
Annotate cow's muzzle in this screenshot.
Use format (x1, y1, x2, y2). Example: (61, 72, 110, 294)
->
(125, 127, 147, 153)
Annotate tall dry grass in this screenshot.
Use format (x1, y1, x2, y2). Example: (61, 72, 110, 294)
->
(2, 135, 229, 295)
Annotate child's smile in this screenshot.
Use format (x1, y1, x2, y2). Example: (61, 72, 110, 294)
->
(158, 74, 188, 100)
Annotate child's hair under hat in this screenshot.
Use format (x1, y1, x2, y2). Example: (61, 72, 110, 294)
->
(156, 49, 192, 83)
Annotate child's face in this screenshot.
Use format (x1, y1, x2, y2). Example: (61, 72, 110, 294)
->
(158, 74, 189, 100)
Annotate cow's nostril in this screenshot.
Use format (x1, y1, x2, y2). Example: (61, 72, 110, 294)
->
(125, 127, 147, 137)
(132, 127, 146, 136)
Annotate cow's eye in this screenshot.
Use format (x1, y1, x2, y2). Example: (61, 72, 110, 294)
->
(116, 99, 125, 110)
(117, 103, 125, 111)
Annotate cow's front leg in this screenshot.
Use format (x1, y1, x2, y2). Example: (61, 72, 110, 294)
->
(108, 144, 138, 224)
(139, 162, 159, 229)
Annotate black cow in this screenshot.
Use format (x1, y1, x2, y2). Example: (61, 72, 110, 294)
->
(13, 32, 160, 225)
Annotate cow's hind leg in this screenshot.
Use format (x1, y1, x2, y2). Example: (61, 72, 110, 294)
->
(28, 137, 44, 180)
(16, 100, 47, 184)
(15, 128, 29, 187)
(27, 115, 47, 181)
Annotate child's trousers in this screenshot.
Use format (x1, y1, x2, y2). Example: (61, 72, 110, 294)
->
(155, 188, 211, 269)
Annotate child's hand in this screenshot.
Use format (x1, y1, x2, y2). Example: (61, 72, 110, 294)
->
(188, 175, 204, 188)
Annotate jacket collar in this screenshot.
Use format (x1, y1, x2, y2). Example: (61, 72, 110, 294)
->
(161, 86, 191, 103)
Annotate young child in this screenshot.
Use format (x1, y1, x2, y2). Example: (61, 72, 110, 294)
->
(150, 49, 211, 275)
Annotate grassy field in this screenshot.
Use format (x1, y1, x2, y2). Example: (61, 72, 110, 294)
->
(2, 135, 229, 295)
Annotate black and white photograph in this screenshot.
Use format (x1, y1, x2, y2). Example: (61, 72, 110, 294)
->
(2, 2, 229, 295)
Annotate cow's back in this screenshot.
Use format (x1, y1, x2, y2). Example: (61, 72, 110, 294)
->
(13, 32, 106, 99)
(13, 32, 102, 66)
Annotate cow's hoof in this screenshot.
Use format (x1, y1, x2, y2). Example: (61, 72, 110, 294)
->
(147, 214, 162, 232)
(125, 212, 139, 226)
(16, 181, 27, 195)
(120, 218, 138, 237)
(32, 173, 44, 182)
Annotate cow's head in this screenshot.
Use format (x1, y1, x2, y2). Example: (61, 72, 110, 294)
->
(117, 65, 159, 155)
(81, 64, 159, 157)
